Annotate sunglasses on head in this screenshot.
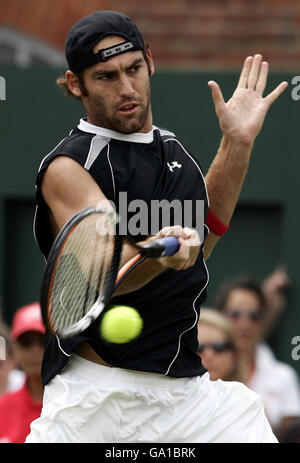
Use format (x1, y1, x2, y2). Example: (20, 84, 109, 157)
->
(197, 341, 232, 354)
(226, 309, 264, 322)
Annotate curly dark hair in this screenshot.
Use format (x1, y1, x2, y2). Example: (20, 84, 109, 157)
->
(214, 275, 267, 312)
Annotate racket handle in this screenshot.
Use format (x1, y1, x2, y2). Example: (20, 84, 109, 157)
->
(159, 236, 180, 256)
(141, 236, 180, 258)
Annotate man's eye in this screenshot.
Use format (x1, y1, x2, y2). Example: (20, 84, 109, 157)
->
(97, 73, 113, 80)
(130, 65, 141, 73)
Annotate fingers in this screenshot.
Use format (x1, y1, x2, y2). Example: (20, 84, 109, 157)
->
(158, 226, 200, 243)
(264, 81, 288, 106)
(173, 237, 200, 270)
(208, 55, 283, 113)
(158, 226, 201, 270)
(238, 54, 266, 92)
(255, 61, 268, 94)
(158, 225, 186, 238)
(237, 56, 253, 89)
(208, 80, 225, 115)
(247, 54, 263, 90)
(236, 53, 288, 102)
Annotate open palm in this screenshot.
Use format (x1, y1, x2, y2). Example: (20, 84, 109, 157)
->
(208, 55, 288, 144)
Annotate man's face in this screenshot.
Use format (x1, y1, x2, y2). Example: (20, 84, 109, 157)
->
(71, 36, 154, 134)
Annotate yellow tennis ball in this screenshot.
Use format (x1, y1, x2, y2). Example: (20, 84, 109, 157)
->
(100, 306, 143, 344)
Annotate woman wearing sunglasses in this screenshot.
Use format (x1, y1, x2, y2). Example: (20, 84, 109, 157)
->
(197, 308, 241, 382)
(215, 276, 300, 440)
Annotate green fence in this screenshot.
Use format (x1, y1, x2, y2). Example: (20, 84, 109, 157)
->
(0, 67, 299, 375)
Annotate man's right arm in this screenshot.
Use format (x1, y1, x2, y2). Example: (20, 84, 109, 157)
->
(41, 155, 111, 236)
(41, 156, 199, 294)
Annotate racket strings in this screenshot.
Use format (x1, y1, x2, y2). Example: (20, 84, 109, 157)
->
(48, 212, 117, 334)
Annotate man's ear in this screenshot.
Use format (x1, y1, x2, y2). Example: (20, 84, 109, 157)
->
(66, 70, 82, 98)
(146, 49, 155, 77)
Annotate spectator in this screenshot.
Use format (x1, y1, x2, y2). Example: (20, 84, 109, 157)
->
(262, 266, 292, 337)
(215, 276, 300, 439)
(197, 308, 241, 382)
(0, 322, 25, 396)
(280, 418, 300, 443)
(0, 302, 45, 443)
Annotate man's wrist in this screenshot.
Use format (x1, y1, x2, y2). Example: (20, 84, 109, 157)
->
(206, 209, 229, 236)
(222, 133, 254, 149)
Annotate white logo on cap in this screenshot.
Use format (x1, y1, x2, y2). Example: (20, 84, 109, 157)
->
(101, 41, 134, 60)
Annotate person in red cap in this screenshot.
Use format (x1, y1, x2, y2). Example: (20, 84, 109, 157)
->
(0, 302, 45, 443)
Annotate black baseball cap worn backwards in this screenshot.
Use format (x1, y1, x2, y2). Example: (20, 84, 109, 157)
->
(66, 10, 146, 73)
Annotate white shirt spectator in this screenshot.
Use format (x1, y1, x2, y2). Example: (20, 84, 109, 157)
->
(248, 343, 300, 429)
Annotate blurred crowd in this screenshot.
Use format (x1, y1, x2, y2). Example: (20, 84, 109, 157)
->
(0, 303, 44, 443)
(198, 267, 300, 442)
(0, 268, 300, 443)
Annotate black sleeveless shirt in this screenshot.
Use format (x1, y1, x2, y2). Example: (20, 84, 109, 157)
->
(34, 119, 210, 385)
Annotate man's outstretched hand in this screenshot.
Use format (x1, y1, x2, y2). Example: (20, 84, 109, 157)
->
(208, 54, 288, 145)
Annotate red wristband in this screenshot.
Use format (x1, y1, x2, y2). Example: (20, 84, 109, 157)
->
(205, 209, 229, 236)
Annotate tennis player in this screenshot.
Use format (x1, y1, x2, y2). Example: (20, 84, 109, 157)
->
(26, 11, 287, 443)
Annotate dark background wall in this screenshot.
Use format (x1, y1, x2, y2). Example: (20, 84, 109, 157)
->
(1, 0, 300, 71)
(0, 67, 299, 375)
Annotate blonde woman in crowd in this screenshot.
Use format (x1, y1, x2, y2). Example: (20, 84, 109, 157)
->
(197, 308, 241, 382)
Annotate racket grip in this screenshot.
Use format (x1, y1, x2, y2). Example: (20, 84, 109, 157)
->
(141, 236, 180, 258)
(159, 236, 180, 256)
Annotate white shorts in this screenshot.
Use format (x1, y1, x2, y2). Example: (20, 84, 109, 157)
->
(26, 353, 277, 443)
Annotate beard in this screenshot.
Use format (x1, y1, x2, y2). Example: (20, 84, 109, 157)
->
(83, 82, 152, 134)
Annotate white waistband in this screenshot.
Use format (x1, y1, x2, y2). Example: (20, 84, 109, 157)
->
(66, 353, 191, 388)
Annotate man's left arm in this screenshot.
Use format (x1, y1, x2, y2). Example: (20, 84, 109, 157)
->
(203, 54, 288, 259)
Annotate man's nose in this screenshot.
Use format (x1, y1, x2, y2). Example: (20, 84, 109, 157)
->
(118, 74, 135, 98)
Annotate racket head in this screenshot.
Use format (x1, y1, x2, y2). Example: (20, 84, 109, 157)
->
(41, 207, 122, 338)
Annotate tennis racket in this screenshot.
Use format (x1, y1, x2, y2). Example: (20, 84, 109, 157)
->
(41, 205, 179, 338)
